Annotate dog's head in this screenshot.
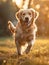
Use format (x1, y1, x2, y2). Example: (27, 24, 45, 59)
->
(16, 8, 39, 26)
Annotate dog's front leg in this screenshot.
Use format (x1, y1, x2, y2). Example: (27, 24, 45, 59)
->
(16, 41, 21, 56)
(25, 42, 32, 54)
(25, 40, 34, 54)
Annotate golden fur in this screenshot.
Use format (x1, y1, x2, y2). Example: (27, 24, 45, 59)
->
(8, 8, 39, 55)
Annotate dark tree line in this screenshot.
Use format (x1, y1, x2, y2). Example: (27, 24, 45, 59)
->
(0, 0, 18, 36)
(0, 0, 49, 37)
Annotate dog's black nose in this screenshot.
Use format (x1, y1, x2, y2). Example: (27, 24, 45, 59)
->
(25, 17, 29, 21)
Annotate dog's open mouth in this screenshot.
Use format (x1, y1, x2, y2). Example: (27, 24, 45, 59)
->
(25, 17, 29, 20)
(24, 20, 31, 27)
(25, 17, 29, 23)
(23, 17, 32, 26)
(25, 20, 28, 23)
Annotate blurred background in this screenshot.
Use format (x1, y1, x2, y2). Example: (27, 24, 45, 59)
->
(0, 0, 49, 38)
(0, 0, 49, 65)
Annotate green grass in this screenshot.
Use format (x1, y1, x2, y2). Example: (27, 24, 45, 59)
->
(0, 37, 49, 65)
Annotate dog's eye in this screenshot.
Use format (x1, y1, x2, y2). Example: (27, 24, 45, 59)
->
(29, 13, 31, 15)
(23, 13, 25, 15)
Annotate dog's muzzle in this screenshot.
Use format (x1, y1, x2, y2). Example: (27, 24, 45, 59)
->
(25, 17, 29, 22)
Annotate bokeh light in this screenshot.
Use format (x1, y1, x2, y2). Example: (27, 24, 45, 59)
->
(47, 14, 49, 18)
(45, 6, 49, 11)
(35, 4, 40, 9)
(12, 0, 23, 8)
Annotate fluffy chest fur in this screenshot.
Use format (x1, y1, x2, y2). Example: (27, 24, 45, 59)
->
(15, 22, 35, 45)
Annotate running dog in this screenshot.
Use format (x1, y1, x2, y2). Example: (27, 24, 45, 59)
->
(8, 8, 39, 55)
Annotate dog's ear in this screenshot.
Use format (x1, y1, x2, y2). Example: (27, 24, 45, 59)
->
(15, 9, 23, 20)
(30, 8, 39, 21)
(15, 11, 20, 19)
(34, 11, 39, 21)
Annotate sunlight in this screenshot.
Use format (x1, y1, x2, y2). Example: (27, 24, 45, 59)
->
(35, 4, 40, 9)
(12, 0, 23, 8)
(2, 0, 7, 2)
(12, 0, 30, 9)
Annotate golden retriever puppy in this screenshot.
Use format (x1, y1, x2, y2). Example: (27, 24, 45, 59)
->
(8, 8, 39, 55)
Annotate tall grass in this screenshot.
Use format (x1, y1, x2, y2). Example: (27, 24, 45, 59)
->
(0, 37, 49, 65)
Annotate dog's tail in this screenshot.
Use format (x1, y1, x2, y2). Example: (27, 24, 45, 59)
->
(8, 21, 16, 34)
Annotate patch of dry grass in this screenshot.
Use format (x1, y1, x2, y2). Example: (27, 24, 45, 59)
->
(0, 37, 49, 65)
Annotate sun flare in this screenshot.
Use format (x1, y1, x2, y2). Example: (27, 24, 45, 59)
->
(12, 0, 23, 8)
